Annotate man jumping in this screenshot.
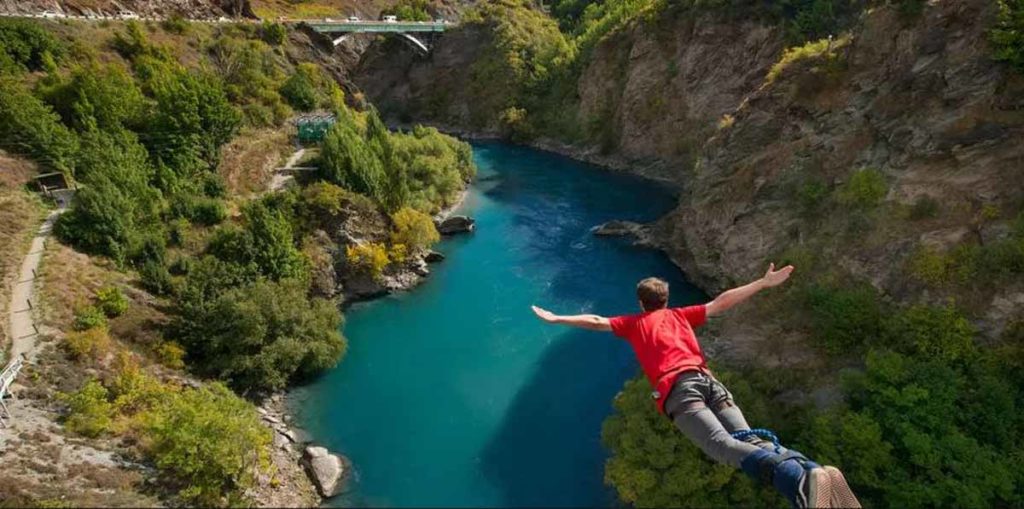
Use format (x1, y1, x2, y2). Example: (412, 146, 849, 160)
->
(530, 263, 860, 509)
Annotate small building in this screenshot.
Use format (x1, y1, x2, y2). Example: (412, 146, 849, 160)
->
(294, 113, 337, 143)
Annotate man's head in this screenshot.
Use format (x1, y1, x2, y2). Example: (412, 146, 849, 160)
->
(636, 277, 669, 312)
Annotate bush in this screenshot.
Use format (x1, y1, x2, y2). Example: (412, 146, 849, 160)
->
(141, 261, 175, 297)
(766, 35, 848, 84)
(908, 195, 939, 220)
(804, 280, 885, 355)
(260, 21, 288, 46)
(139, 383, 271, 506)
(206, 201, 309, 282)
(0, 18, 66, 70)
(61, 379, 114, 437)
(96, 286, 129, 318)
(73, 305, 109, 332)
(161, 14, 190, 35)
(391, 207, 440, 253)
(155, 341, 186, 370)
(346, 242, 390, 280)
(0, 77, 78, 172)
(837, 168, 887, 209)
(64, 326, 113, 361)
(991, 0, 1024, 73)
(173, 279, 346, 393)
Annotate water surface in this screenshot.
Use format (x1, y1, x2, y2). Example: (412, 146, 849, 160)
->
(294, 142, 704, 507)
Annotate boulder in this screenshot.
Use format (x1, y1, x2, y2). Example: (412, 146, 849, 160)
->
(425, 250, 445, 263)
(302, 446, 347, 498)
(591, 220, 644, 237)
(436, 215, 475, 235)
(286, 428, 314, 444)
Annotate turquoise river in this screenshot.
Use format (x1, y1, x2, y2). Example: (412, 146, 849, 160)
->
(293, 142, 705, 507)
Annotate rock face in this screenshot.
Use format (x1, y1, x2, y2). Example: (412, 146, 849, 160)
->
(302, 446, 347, 499)
(436, 215, 476, 235)
(591, 220, 655, 246)
(425, 250, 446, 263)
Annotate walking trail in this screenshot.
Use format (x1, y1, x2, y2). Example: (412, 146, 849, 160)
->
(7, 208, 63, 364)
(269, 147, 306, 192)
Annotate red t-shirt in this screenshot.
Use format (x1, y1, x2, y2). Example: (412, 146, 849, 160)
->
(609, 305, 708, 413)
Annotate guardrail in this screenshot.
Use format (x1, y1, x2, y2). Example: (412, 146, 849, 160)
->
(0, 355, 24, 428)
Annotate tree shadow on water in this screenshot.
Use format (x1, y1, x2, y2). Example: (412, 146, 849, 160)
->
(480, 329, 636, 507)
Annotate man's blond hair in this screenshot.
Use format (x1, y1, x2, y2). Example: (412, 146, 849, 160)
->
(637, 277, 669, 311)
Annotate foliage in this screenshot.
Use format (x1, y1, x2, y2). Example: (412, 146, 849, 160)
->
(803, 280, 884, 355)
(73, 305, 109, 332)
(260, 21, 288, 46)
(346, 242, 391, 280)
(385, 0, 433, 21)
(0, 77, 78, 171)
(207, 35, 290, 126)
(173, 279, 345, 393)
(96, 286, 129, 318)
(206, 201, 309, 282)
(836, 168, 887, 209)
(64, 326, 113, 361)
(156, 341, 186, 370)
(140, 260, 175, 296)
(280, 63, 332, 111)
(38, 61, 146, 132)
(0, 18, 65, 71)
(391, 125, 476, 212)
(161, 14, 190, 35)
(61, 379, 114, 437)
(390, 207, 439, 253)
(992, 0, 1024, 73)
(908, 195, 939, 220)
(766, 35, 849, 84)
(138, 383, 271, 506)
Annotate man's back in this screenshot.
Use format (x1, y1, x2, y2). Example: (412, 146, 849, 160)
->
(609, 305, 708, 411)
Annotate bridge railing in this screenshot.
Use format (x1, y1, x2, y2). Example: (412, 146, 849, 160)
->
(303, 21, 448, 33)
(0, 355, 25, 428)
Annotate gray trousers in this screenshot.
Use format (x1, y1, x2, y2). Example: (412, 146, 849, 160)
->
(663, 371, 792, 468)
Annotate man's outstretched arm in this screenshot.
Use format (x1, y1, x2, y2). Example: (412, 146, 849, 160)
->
(705, 263, 794, 317)
(531, 305, 612, 332)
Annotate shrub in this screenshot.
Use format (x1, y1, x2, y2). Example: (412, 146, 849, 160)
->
(260, 21, 288, 46)
(140, 260, 175, 296)
(174, 279, 346, 393)
(0, 77, 78, 172)
(96, 286, 129, 318)
(161, 14, 190, 34)
(73, 305, 109, 331)
(391, 207, 440, 253)
(61, 379, 114, 437)
(991, 0, 1024, 73)
(139, 383, 271, 506)
(155, 341, 186, 370)
(797, 180, 829, 217)
(884, 304, 976, 362)
(909, 195, 939, 220)
(346, 242, 390, 280)
(0, 18, 66, 70)
(804, 281, 885, 355)
(64, 326, 113, 361)
(837, 168, 887, 209)
(206, 201, 309, 282)
(766, 35, 848, 84)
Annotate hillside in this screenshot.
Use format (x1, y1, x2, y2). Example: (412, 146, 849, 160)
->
(352, 0, 1024, 506)
(0, 14, 473, 506)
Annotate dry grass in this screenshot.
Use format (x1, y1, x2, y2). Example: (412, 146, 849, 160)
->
(0, 152, 45, 353)
(250, 0, 394, 20)
(37, 243, 126, 332)
(218, 128, 293, 195)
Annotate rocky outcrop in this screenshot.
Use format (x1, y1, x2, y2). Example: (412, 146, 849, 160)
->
(591, 220, 655, 247)
(302, 446, 348, 499)
(436, 215, 475, 235)
(656, 0, 1024, 299)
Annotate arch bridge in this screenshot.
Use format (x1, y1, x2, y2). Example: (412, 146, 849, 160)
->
(303, 20, 448, 53)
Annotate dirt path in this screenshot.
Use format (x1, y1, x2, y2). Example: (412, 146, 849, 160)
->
(269, 148, 306, 192)
(7, 209, 62, 363)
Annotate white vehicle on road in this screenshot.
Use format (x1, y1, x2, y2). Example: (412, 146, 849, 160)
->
(347, 16, 360, 22)
(117, 10, 139, 19)
(382, 15, 397, 22)
(435, 18, 446, 23)
(39, 10, 61, 18)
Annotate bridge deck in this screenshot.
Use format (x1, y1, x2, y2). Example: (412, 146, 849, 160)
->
(304, 21, 447, 32)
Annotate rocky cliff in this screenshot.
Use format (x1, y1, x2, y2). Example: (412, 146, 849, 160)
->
(354, 0, 1024, 358)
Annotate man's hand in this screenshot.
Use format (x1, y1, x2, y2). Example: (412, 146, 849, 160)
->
(531, 305, 559, 324)
(706, 262, 796, 316)
(761, 262, 795, 288)
(530, 305, 612, 332)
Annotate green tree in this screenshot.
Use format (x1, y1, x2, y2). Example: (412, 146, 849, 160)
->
(206, 201, 308, 282)
(139, 383, 271, 506)
(174, 279, 346, 393)
(0, 18, 65, 70)
(321, 120, 386, 199)
(38, 61, 146, 132)
(61, 379, 114, 437)
(0, 77, 78, 171)
(391, 207, 440, 252)
(992, 0, 1024, 72)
